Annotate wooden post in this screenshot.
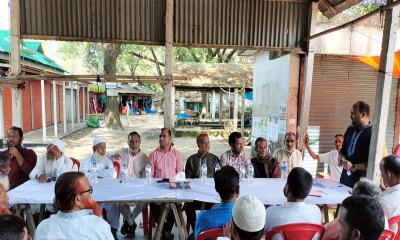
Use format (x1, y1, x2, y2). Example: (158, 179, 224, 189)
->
(87, 86, 90, 113)
(164, 0, 175, 130)
(70, 82, 75, 130)
(83, 86, 86, 124)
(241, 90, 245, 135)
(297, 2, 318, 151)
(10, 0, 22, 128)
(211, 90, 216, 121)
(367, 5, 399, 182)
(52, 81, 58, 137)
(233, 89, 239, 130)
(76, 84, 80, 124)
(63, 82, 67, 134)
(393, 81, 400, 148)
(219, 90, 223, 123)
(41, 80, 46, 142)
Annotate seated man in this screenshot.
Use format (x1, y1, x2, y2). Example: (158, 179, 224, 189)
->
(0, 184, 11, 214)
(0, 152, 11, 191)
(0, 215, 29, 240)
(29, 139, 73, 182)
(34, 172, 114, 240)
(273, 132, 303, 174)
(0, 127, 37, 189)
(338, 196, 385, 240)
(80, 136, 114, 179)
(380, 155, 400, 219)
(184, 132, 220, 231)
(305, 134, 344, 182)
(149, 128, 184, 240)
(109, 131, 148, 238)
(220, 132, 250, 174)
(251, 137, 280, 178)
(194, 165, 239, 239)
(265, 167, 321, 230)
(220, 195, 266, 240)
(323, 178, 385, 240)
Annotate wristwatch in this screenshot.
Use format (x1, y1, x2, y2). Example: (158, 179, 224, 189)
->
(350, 164, 356, 172)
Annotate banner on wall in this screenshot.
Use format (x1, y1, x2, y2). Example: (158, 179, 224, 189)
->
(252, 114, 280, 143)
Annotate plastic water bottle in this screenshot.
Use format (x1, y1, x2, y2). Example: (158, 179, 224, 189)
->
(323, 163, 329, 177)
(281, 160, 287, 178)
(121, 162, 128, 184)
(145, 163, 152, 184)
(214, 162, 221, 173)
(201, 161, 207, 183)
(239, 162, 246, 180)
(90, 157, 98, 184)
(248, 163, 254, 182)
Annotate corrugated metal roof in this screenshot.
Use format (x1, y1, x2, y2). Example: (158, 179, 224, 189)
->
(0, 30, 65, 72)
(20, 0, 311, 50)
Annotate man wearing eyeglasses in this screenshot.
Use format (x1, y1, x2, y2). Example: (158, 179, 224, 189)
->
(272, 132, 303, 174)
(34, 172, 114, 240)
(29, 139, 73, 183)
(304, 134, 344, 182)
(0, 127, 37, 190)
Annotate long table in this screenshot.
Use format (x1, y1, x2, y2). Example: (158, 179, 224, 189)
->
(8, 178, 351, 239)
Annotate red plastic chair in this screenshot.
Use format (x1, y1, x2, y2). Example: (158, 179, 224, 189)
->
(198, 228, 224, 240)
(113, 161, 121, 178)
(265, 223, 325, 240)
(71, 157, 80, 171)
(380, 229, 396, 240)
(389, 215, 400, 240)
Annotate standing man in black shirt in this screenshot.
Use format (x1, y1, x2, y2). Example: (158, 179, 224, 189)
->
(340, 101, 372, 187)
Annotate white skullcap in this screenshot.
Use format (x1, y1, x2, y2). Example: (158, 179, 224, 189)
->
(232, 195, 266, 232)
(93, 136, 105, 146)
(50, 138, 65, 152)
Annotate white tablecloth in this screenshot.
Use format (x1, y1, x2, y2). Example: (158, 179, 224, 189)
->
(8, 178, 350, 205)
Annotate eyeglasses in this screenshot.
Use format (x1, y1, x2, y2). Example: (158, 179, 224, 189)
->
(79, 186, 93, 195)
(285, 140, 295, 143)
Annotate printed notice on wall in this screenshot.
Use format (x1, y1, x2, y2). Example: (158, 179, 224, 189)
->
(252, 114, 280, 143)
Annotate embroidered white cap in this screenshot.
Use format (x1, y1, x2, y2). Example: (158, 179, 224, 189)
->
(50, 138, 65, 152)
(93, 136, 105, 146)
(232, 195, 266, 232)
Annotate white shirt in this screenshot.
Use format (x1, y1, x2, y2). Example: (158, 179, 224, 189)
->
(273, 148, 303, 172)
(0, 173, 9, 191)
(381, 184, 400, 219)
(265, 202, 322, 231)
(318, 150, 342, 182)
(29, 154, 73, 180)
(34, 209, 114, 240)
(80, 154, 114, 178)
(109, 148, 148, 178)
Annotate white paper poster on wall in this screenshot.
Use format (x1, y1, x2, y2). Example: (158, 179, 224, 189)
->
(252, 114, 280, 143)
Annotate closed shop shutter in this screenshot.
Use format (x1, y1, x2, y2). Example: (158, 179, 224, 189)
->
(304, 54, 398, 176)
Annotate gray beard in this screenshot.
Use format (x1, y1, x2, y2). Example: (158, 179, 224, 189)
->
(0, 173, 10, 192)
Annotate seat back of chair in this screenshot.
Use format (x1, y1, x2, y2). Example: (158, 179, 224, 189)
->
(265, 223, 325, 240)
(113, 161, 121, 178)
(380, 229, 396, 240)
(198, 228, 224, 240)
(389, 215, 400, 240)
(71, 157, 80, 171)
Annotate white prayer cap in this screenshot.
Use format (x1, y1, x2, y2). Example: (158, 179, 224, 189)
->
(50, 138, 65, 152)
(232, 195, 266, 232)
(93, 136, 105, 146)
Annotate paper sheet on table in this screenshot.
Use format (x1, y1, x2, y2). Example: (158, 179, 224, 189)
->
(314, 180, 343, 188)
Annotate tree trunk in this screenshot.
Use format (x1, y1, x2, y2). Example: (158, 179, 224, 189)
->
(103, 43, 123, 130)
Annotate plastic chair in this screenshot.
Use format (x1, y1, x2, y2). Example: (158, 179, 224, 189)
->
(113, 161, 121, 178)
(379, 229, 396, 240)
(198, 228, 224, 240)
(71, 157, 80, 171)
(265, 223, 325, 240)
(389, 215, 400, 240)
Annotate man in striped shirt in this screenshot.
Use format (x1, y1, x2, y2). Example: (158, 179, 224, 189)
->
(220, 132, 250, 174)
